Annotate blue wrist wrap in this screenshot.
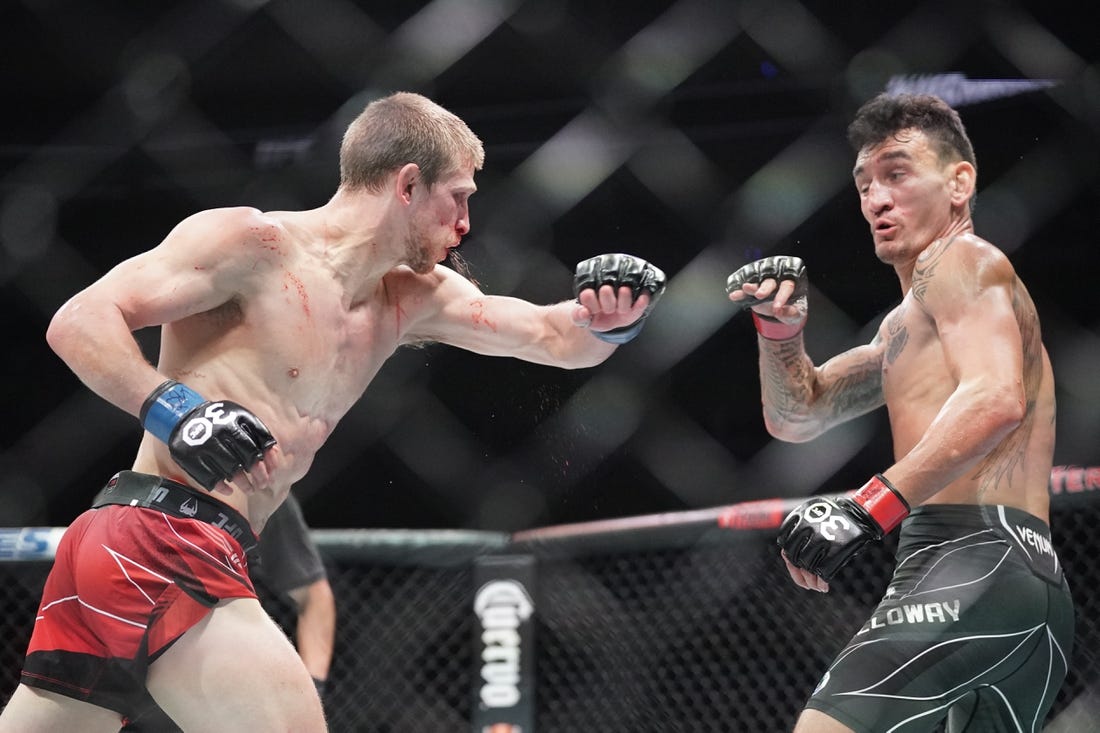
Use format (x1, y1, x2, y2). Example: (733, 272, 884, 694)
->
(591, 318, 646, 344)
(141, 380, 206, 443)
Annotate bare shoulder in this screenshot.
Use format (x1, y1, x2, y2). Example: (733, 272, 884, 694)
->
(172, 205, 264, 233)
(72, 207, 290, 327)
(167, 206, 276, 249)
(912, 233, 1014, 304)
(382, 264, 478, 304)
(155, 207, 295, 275)
(382, 264, 485, 343)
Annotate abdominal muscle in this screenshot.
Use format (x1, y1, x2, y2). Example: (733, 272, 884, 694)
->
(134, 271, 402, 532)
(885, 360, 1055, 524)
(131, 405, 333, 533)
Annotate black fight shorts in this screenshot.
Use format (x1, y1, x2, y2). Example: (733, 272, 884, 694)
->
(806, 504, 1074, 732)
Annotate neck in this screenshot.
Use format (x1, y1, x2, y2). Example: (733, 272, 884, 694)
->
(297, 190, 404, 301)
(895, 215, 974, 293)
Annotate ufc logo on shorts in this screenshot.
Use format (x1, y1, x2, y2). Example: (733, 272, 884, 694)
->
(182, 402, 232, 446)
(803, 501, 852, 541)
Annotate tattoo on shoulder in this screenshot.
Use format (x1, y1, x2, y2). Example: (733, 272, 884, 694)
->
(911, 236, 958, 304)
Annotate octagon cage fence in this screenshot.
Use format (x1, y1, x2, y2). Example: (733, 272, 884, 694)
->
(1, 465, 1098, 732)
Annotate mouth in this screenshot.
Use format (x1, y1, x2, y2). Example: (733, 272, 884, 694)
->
(874, 220, 897, 239)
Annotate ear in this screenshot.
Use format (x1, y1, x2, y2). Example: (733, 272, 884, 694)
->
(395, 163, 420, 204)
(948, 160, 976, 208)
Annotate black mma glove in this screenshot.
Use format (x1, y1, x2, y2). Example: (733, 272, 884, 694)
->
(140, 380, 277, 491)
(573, 253, 667, 344)
(725, 255, 808, 340)
(777, 474, 910, 582)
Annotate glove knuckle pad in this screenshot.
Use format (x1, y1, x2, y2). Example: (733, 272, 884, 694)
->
(726, 255, 807, 305)
(574, 253, 666, 303)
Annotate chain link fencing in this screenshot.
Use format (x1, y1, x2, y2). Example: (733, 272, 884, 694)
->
(2, 480, 1096, 731)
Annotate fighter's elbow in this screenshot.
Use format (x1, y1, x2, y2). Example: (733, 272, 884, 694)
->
(45, 301, 79, 357)
(976, 383, 1026, 438)
(992, 386, 1027, 431)
(762, 410, 822, 443)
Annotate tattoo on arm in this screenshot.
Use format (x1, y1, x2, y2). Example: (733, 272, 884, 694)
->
(974, 284, 1046, 499)
(820, 356, 884, 421)
(760, 338, 814, 425)
(974, 399, 1032, 500)
(760, 338, 883, 428)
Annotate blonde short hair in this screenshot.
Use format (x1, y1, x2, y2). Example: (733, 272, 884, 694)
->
(339, 92, 485, 192)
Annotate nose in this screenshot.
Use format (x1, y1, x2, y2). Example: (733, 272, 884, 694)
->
(866, 180, 892, 215)
(456, 208, 470, 236)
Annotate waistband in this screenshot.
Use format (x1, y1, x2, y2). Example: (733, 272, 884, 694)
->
(92, 471, 259, 558)
(902, 504, 1062, 585)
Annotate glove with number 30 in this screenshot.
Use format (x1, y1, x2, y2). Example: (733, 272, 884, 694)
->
(140, 380, 277, 491)
(777, 474, 910, 582)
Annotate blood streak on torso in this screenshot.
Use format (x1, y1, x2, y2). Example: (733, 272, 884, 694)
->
(284, 271, 310, 318)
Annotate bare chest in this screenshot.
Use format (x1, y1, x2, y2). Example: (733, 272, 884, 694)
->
(879, 296, 953, 403)
(166, 270, 408, 425)
(258, 279, 403, 410)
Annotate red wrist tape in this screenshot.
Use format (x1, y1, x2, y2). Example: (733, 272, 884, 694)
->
(853, 474, 910, 533)
(751, 311, 806, 341)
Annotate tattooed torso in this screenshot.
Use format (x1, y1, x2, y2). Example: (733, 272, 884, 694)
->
(879, 236, 1056, 514)
(756, 234, 1054, 516)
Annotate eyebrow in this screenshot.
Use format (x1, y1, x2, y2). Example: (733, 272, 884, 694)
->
(852, 149, 913, 178)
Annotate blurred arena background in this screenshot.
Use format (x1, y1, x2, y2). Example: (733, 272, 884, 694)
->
(0, 0, 1098, 729)
(3, 0, 1097, 533)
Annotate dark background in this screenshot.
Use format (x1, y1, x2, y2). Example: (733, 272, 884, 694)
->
(2, 0, 1097, 533)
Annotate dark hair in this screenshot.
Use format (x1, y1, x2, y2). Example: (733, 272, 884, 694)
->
(847, 93, 976, 169)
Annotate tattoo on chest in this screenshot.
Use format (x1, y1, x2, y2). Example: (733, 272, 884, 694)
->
(884, 302, 908, 365)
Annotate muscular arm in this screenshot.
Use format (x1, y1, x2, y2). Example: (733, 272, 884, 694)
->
(759, 335, 886, 443)
(45, 208, 272, 417)
(881, 237, 1027, 505)
(728, 256, 886, 442)
(401, 265, 650, 369)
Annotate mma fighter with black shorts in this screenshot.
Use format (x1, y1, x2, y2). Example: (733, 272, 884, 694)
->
(0, 92, 666, 732)
(727, 93, 1073, 732)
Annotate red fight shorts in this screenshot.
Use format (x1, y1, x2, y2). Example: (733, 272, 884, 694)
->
(20, 504, 257, 717)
